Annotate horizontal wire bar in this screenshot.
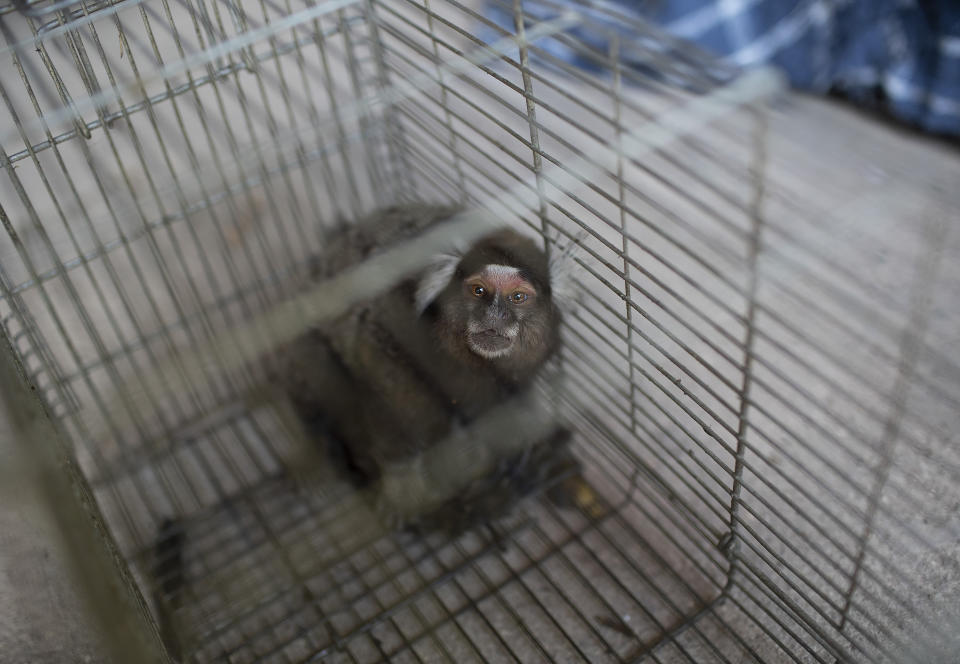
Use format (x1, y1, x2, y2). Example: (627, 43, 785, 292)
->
(1, 0, 151, 53)
(519, 524, 726, 663)
(158, 410, 540, 660)
(137, 392, 728, 660)
(559, 318, 942, 650)
(393, 146, 918, 598)
(384, 0, 960, 416)
(566, 408, 731, 581)
(395, 0, 761, 229)
(376, 9, 756, 276)
(556, 409, 812, 662)
(731, 562, 882, 664)
(8, 3, 950, 662)
(1, 15, 366, 166)
(378, 49, 960, 506)
(13, 0, 952, 448)
(0, 0, 362, 93)
(386, 92, 755, 392)
(118, 91, 944, 632)
(3, 130, 362, 301)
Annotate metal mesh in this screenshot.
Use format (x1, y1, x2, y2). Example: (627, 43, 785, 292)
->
(1, 0, 957, 662)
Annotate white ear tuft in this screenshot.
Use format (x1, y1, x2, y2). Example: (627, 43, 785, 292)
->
(415, 253, 461, 314)
(548, 232, 586, 313)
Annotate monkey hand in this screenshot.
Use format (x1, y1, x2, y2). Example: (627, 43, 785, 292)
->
(369, 391, 558, 529)
(374, 454, 448, 529)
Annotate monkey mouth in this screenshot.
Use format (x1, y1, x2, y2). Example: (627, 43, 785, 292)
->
(468, 330, 514, 358)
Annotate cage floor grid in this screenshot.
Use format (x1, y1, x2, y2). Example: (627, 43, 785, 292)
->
(93, 402, 780, 664)
(3, 0, 958, 660)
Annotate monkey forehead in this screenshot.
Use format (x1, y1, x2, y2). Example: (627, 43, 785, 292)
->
(483, 264, 520, 279)
(466, 264, 537, 292)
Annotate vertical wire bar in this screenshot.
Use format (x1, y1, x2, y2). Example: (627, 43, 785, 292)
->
(137, 1, 269, 320)
(346, 539, 455, 662)
(609, 31, 644, 499)
(838, 215, 948, 631)
(3, 43, 165, 426)
(337, 4, 390, 206)
(198, 0, 306, 280)
(174, 0, 294, 302)
(723, 105, 768, 590)
(205, 423, 348, 662)
(126, 404, 304, 656)
(35, 8, 283, 571)
(277, 0, 349, 221)
(293, 522, 396, 662)
(120, 9, 242, 321)
(472, 540, 598, 662)
(303, 0, 364, 217)
(421, 0, 468, 204)
(33, 15, 92, 139)
(362, 0, 418, 203)
(239, 0, 317, 255)
(511, 0, 550, 244)
(256, 0, 329, 244)
(565, 404, 828, 664)
(0, 104, 163, 455)
(0, 190, 157, 560)
(30, 25, 217, 430)
(95, 11, 241, 409)
(4, 17, 241, 570)
(505, 530, 637, 662)
(193, 0, 230, 73)
(368, 539, 497, 661)
(62, 26, 105, 120)
(224, 0, 259, 71)
(0, 227, 79, 423)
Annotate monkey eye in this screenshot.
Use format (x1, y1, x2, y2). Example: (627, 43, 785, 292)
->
(472, 285, 485, 297)
(510, 292, 528, 304)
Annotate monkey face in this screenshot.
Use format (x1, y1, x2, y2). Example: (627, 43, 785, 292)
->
(462, 264, 538, 359)
(421, 229, 559, 372)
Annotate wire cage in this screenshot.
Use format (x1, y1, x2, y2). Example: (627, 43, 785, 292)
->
(1, 0, 958, 662)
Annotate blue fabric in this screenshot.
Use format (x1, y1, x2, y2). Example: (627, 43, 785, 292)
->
(486, 0, 960, 136)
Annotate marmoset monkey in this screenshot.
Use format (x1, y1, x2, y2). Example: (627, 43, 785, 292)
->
(280, 205, 580, 530)
(144, 207, 589, 654)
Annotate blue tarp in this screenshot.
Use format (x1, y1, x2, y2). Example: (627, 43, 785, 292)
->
(488, 0, 960, 136)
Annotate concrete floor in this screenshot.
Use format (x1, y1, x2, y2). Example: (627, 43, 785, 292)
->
(0, 413, 109, 664)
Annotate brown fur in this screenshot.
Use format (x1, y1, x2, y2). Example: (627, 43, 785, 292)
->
(279, 205, 573, 530)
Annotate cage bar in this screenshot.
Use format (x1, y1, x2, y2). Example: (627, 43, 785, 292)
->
(1, 0, 957, 662)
